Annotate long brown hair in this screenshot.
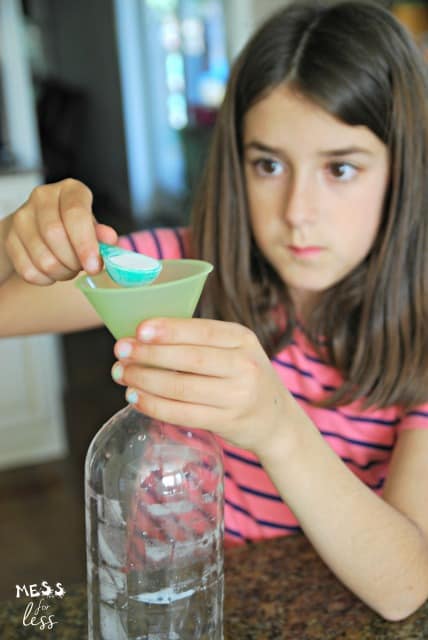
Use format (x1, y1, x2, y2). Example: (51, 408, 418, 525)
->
(191, 0, 428, 410)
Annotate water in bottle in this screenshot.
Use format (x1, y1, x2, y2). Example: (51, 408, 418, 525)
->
(85, 406, 224, 640)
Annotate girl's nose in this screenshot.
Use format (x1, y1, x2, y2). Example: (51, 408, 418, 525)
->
(283, 176, 318, 228)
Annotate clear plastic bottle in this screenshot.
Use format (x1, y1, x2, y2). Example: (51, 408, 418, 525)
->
(85, 405, 224, 640)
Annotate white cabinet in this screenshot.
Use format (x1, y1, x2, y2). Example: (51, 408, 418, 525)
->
(0, 333, 67, 470)
(0, 171, 41, 218)
(0, 172, 68, 470)
(0, 0, 67, 470)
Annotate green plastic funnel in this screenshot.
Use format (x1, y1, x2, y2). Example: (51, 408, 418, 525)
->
(75, 259, 213, 339)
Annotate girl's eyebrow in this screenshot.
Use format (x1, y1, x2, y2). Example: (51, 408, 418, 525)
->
(244, 140, 373, 158)
(244, 141, 283, 155)
(318, 146, 374, 157)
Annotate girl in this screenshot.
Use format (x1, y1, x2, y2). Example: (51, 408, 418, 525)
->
(1, 0, 428, 622)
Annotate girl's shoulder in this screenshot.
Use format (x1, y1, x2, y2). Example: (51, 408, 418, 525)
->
(277, 328, 428, 430)
(398, 402, 428, 434)
(118, 226, 193, 259)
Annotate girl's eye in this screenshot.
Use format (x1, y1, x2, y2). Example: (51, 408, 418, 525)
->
(329, 162, 358, 181)
(252, 158, 283, 176)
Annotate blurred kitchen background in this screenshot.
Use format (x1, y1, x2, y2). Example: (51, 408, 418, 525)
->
(0, 0, 426, 601)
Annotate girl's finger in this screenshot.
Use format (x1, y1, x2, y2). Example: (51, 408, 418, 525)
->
(112, 362, 233, 408)
(58, 180, 101, 274)
(36, 202, 81, 272)
(124, 386, 226, 432)
(15, 213, 77, 282)
(6, 229, 55, 285)
(95, 223, 118, 245)
(114, 340, 242, 378)
(136, 317, 256, 349)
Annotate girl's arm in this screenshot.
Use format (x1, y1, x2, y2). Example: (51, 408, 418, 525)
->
(0, 214, 14, 284)
(0, 272, 103, 336)
(110, 316, 428, 621)
(0, 179, 116, 337)
(258, 410, 428, 622)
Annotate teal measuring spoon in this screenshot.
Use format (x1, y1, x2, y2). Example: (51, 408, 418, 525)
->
(98, 242, 162, 287)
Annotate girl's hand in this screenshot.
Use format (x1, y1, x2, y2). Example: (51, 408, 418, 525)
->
(4, 178, 117, 285)
(112, 317, 292, 456)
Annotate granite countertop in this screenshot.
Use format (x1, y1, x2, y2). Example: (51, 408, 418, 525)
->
(1, 534, 427, 639)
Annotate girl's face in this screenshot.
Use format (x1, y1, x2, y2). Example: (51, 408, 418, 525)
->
(243, 85, 390, 316)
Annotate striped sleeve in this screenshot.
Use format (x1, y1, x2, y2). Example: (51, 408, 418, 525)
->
(398, 402, 428, 432)
(117, 227, 192, 260)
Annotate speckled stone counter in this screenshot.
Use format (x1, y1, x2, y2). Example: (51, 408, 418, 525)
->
(1, 534, 427, 639)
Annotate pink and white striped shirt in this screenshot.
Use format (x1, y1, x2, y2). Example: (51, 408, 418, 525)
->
(118, 227, 428, 546)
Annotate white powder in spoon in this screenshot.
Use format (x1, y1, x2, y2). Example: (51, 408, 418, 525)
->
(108, 253, 159, 270)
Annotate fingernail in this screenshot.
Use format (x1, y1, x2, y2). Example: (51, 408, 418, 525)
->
(126, 388, 139, 404)
(138, 324, 157, 342)
(111, 363, 123, 382)
(117, 342, 132, 358)
(86, 255, 100, 273)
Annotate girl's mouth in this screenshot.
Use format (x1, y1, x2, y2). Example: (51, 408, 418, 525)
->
(287, 245, 324, 257)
